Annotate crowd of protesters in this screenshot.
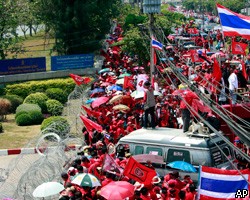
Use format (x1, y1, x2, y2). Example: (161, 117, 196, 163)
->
(59, 18, 250, 199)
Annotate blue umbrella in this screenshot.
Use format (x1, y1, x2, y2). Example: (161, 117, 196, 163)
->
(90, 88, 105, 94)
(98, 68, 111, 74)
(85, 98, 97, 104)
(167, 161, 197, 172)
(107, 85, 123, 91)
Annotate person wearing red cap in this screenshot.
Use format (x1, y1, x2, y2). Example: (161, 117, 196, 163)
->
(167, 179, 180, 200)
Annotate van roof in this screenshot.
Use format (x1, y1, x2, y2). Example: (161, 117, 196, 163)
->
(118, 128, 224, 149)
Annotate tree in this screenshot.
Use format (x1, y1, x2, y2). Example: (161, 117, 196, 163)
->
(0, 0, 22, 59)
(36, 0, 121, 55)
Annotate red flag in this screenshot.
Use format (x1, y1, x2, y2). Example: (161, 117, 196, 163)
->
(123, 76, 135, 90)
(102, 153, 123, 175)
(82, 105, 102, 118)
(80, 115, 103, 138)
(70, 74, 91, 85)
(123, 157, 156, 186)
(241, 61, 248, 80)
(231, 40, 248, 55)
(212, 58, 222, 82)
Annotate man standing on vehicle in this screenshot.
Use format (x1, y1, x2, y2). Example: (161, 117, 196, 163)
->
(143, 81, 156, 129)
(228, 66, 238, 104)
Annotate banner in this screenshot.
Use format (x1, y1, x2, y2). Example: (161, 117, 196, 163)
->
(136, 74, 148, 91)
(102, 153, 123, 175)
(70, 74, 91, 85)
(231, 40, 248, 55)
(51, 54, 94, 71)
(123, 76, 134, 90)
(0, 57, 46, 75)
(80, 115, 103, 138)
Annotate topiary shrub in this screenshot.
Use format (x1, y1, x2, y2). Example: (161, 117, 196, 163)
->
(41, 116, 70, 138)
(23, 92, 49, 113)
(0, 122, 3, 133)
(29, 110, 44, 124)
(45, 88, 68, 104)
(15, 113, 33, 126)
(1, 95, 23, 113)
(0, 98, 11, 121)
(16, 103, 41, 115)
(46, 99, 64, 116)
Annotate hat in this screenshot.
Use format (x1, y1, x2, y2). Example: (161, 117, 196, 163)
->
(168, 179, 176, 188)
(106, 111, 112, 116)
(144, 81, 151, 87)
(82, 145, 91, 151)
(152, 176, 161, 185)
(134, 182, 144, 191)
(125, 153, 131, 158)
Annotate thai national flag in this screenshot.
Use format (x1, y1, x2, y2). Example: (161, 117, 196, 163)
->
(217, 3, 250, 39)
(198, 166, 250, 200)
(151, 37, 163, 51)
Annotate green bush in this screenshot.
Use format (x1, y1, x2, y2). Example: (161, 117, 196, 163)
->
(1, 95, 23, 113)
(5, 78, 76, 99)
(45, 88, 68, 104)
(16, 103, 41, 115)
(46, 99, 63, 116)
(41, 116, 70, 138)
(0, 122, 3, 133)
(29, 110, 44, 124)
(23, 92, 48, 113)
(15, 113, 33, 126)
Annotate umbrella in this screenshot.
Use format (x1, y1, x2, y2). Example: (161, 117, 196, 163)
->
(167, 161, 197, 172)
(32, 182, 64, 198)
(132, 154, 165, 164)
(109, 95, 123, 104)
(107, 85, 123, 91)
(99, 68, 111, 74)
(113, 104, 130, 112)
(118, 73, 131, 78)
(116, 78, 124, 85)
(85, 98, 97, 104)
(133, 66, 144, 70)
(72, 173, 101, 187)
(100, 82, 111, 87)
(90, 88, 105, 94)
(100, 181, 134, 200)
(131, 90, 162, 99)
(92, 96, 109, 108)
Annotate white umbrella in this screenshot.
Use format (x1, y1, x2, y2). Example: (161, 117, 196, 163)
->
(32, 182, 64, 198)
(116, 78, 124, 85)
(131, 90, 162, 99)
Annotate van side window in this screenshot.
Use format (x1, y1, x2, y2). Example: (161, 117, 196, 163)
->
(135, 146, 144, 155)
(167, 149, 191, 163)
(146, 147, 163, 156)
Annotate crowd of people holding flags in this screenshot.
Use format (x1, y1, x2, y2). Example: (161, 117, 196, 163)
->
(59, 3, 250, 200)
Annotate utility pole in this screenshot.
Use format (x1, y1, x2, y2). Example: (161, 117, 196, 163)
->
(143, 0, 161, 82)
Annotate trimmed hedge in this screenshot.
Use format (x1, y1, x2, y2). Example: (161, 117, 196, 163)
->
(1, 95, 23, 113)
(16, 103, 41, 115)
(5, 78, 75, 99)
(23, 92, 49, 113)
(16, 113, 33, 126)
(46, 99, 64, 116)
(41, 116, 70, 138)
(15, 104, 44, 126)
(45, 88, 68, 104)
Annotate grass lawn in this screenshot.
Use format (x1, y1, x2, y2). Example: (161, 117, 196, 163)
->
(0, 114, 41, 149)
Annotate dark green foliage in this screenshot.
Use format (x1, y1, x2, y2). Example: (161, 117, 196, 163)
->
(46, 99, 64, 116)
(5, 78, 75, 99)
(36, 0, 120, 55)
(16, 103, 41, 115)
(29, 110, 44, 124)
(1, 95, 23, 113)
(23, 92, 49, 113)
(0, 122, 3, 133)
(41, 116, 70, 138)
(45, 88, 68, 104)
(15, 113, 33, 126)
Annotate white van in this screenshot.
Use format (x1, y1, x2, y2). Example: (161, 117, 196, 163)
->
(116, 128, 234, 183)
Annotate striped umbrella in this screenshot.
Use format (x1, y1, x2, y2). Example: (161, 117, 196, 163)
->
(71, 173, 101, 187)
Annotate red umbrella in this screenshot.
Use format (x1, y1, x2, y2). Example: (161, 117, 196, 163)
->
(100, 181, 134, 200)
(91, 97, 109, 108)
